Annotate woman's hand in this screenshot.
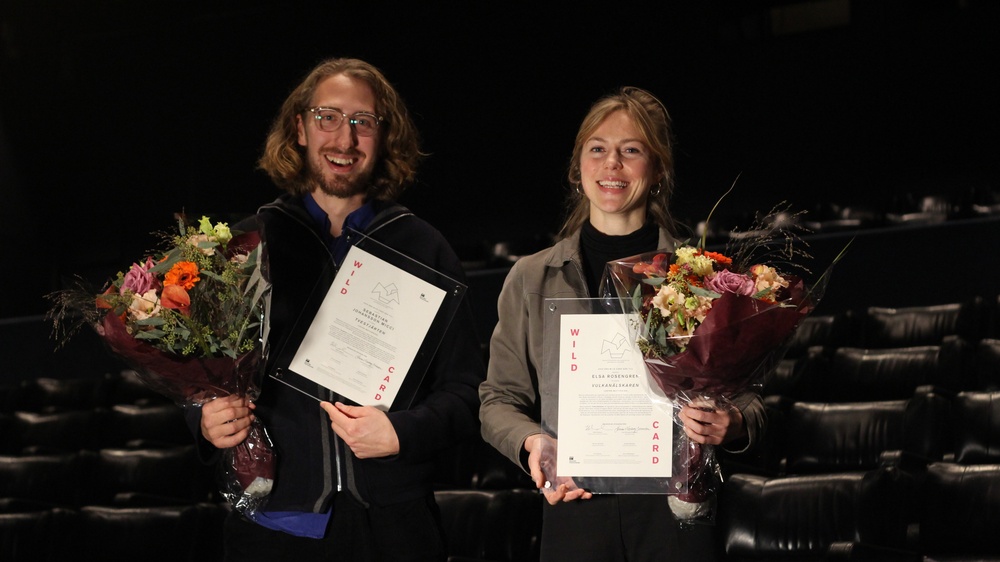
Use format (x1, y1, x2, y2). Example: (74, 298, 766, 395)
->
(678, 399, 746, 446)
(524, 433, 593, 505)
(200, 395, 255, 448)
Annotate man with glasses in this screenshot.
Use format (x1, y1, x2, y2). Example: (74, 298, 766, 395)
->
(195, 57, 484, 561)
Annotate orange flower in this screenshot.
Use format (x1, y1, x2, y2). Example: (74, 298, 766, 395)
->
(702, 251, 732, 266)
(160, 285, 191, 316)
(164, 261, 201, 290)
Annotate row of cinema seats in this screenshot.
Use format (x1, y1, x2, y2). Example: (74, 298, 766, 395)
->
(3, 296, 999, 561)
(0, 367, 541, 562)
(716, 296, 1000, 560)
(0, 370, 225, 561)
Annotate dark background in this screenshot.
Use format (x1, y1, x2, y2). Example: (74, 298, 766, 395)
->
(2, 0, 998, 321)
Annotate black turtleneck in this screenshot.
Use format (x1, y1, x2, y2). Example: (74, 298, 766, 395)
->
(579, 220, 660, 297)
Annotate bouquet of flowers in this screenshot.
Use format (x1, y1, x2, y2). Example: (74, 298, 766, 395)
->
(47, 214, 275, 517)
(604, 201, 838, 524)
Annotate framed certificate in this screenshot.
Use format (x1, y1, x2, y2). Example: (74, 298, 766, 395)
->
(539, 298, 685, 494)
(269, 228, 466, 411)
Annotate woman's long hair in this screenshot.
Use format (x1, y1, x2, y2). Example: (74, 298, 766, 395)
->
(557, 86, 677, 239)
(258, 58, 423, 201)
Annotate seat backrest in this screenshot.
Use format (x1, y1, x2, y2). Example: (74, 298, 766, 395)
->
(950, 391, 1000, 465)
(13, 376, 109, 414)
(774, 391, 951, 475)
(103, 370, 174, 408)
(434, 488, 541, 562)
(8, 409, 106, 454)
(57, 503, 225, 562)
(719, 468, 911, 559)
(0, 453, 92, 507)
(102, 404, 192, 449)
(791, 339, 972, 402)
(0, 508, 74, 561)
(783, 313, 852, 358)
(917, 462, 1000, 558)
(88, 446, 217, 506)
(973, 338, 1000, 391)
(862, 299, 985, 348)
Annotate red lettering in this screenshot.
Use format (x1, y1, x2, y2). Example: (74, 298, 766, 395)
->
(340, 288, 348, 295)
(571, 364, 578, 371)
(379, 384, 387, 392)
(387, 367, 394, 374)
(353, 260, 363, 268)
(652, 456, 659, 464)
(570, 328, 580, 336)
(374, 393, 381, 401)
(652, 433, 659, 440)
(652, 420, 659, 429)
(652, 444, 659, 452)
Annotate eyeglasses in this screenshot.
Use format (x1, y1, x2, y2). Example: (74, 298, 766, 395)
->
(306, 107, 382, 136)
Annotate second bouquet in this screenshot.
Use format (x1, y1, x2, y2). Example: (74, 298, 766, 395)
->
(603, 205, 831, 524)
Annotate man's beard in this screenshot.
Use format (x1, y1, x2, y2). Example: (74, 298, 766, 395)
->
(304, 157, 371, 199)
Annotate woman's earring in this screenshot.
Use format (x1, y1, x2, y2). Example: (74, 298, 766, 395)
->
(650, 182, 662, 196)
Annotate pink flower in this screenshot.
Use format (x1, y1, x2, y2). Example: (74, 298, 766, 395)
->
(120, 258, 160, 296)
(704, 269, 756, 296)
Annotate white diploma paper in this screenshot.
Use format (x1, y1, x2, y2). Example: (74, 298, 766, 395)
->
(556, 313, 674, 478)
(287, 245, 446, 411)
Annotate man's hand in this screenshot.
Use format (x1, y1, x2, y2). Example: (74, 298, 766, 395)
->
(320, 401, 400, 459)
(200, 395, 255, 448)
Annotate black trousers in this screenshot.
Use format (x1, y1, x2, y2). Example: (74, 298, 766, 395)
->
(539, 494, 722, 562)
(223, 492, 447, 562)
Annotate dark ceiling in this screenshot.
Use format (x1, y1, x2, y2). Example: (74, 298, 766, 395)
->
(2, 0, 997, 318)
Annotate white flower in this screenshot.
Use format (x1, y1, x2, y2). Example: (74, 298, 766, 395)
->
(128, 289, 161, 321)
(652, 284, 686, 317)
(751, 264, 789, 294)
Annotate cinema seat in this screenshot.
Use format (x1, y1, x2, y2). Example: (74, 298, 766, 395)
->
(0, 507, 75, 562)
(783, 313, 852, 358)
(0, 452, 92, 507)
(765, 390, 951, 476)
(88, 446, 218, 506)
(8, 409, 105, 454)
(973, 338, 1000, 391)
(780, 339, 971, 403)
(718, 468, 917, 561)
(861, 299, 986, 348)
(13, 376, 108, 413)
(434, 488, 542, 562)
(915, 462, 1000, 560)
(57, 503, 226, 562)
(948, 391, 1000, 465)
(103, 403, 192, 449)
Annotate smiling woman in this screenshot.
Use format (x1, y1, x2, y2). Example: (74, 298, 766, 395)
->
(479, 86, 765, 562)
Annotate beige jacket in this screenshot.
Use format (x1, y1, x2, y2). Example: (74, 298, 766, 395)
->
(478, 227, 766, 472)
